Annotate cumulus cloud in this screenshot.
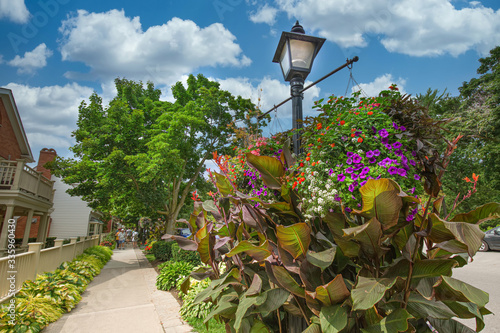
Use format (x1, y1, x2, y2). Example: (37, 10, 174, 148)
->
(8, 43, 53, 74)
(216, 76, 321, 135)
(0, 0, 30, 23)
(267, 0, 500, 56)
(5, 82, 94, 159)
(249, 4, 279, 25)
(58, 9, 251, 85)
(353, 74, 406, 96)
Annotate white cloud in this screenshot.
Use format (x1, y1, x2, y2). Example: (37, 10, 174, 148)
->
(5, 82, 94, 159)
(353, 74, 406, 96)
(59, 9, 251, 85)
(0, 0, 30, 23)
(8, 43, 53, 74)
(216, 76, 321, 135)
(272, 0, 500, 56)
(249, 4, 279, 25)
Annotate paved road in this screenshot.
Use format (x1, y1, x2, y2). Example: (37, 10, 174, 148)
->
(44, 247, 192, 333)
(452, 252, 500, 333)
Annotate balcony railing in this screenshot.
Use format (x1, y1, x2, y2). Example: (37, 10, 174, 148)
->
(0, 160, 54, 201)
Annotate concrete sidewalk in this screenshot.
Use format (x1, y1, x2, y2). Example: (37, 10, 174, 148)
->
(44, 247, 192, 333)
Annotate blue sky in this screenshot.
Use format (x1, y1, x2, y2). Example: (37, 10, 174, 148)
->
(1, 0, 499, 163)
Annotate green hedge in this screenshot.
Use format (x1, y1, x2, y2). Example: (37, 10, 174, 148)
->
(0, 246, 112, 332)
(152, 240, 173, 261)
(170, 242, 201, 266)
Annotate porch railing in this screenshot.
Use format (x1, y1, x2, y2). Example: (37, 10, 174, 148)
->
(0, 160, 54, 201)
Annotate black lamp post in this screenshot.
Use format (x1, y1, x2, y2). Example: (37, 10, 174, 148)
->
(272, 21, 326, 156)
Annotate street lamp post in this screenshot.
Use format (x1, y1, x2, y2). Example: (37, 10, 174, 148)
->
(272, 21, 326, 156)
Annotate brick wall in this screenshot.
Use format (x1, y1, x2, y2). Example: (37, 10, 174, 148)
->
(0, 97, 22, 160)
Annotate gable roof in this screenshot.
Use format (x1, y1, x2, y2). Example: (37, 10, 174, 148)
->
(0, 87, 34, 162)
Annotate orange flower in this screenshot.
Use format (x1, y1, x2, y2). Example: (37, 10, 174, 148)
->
(307, 153, 311, 156)
(367, 111, 373, 115)
(311, 162, 316, 166)
(306, 157, 311, 161)
(317, 138, 322, 143)
(316, 123, 323, 130)
(472, 173, 479, 182)
(330, 143, 335, 148)
(463, 177, 471, 183)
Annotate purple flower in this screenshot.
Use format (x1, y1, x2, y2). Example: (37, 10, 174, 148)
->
(401, 155, 408, 163)
(373, 149, 380, 156)
(347, 152, 354, 158)
(345, 167, 354, 174)
(409, 159, 416, 166)
(371, 126, 377, 134)
(414, 174, 421, 180)
(354, 163, 364, 171)
(369, 157, 377, 164)
(393, 141, 402, 149)
(329, 169, 335, 176)
(355, 131, 362, 137)
(378, 128, 389, 138)
(351, 173, 359, 181)
(400, 126, 407, 131)
(264, 191, 268, 196)
(411, 151, 417, 157)
(277, 149, 283, 154)
(366, 150, 374, 158)
(337, 173, 346, 182)
(348, 183, 356, 192)
(353, 154, 362, 164)
(381, 137, 389, 144)
(393, 122, 399, 130)
(334, 195, 342, 202)
(394, 149, 403, 157)
(388, 166, 398, 175)
(357, 203, 362, 208)
(346, 157, 353, 165)
(406, 214, 414, 222)
(360, 180, 367, 187)
(409, 187, 415, 194)
(361, 167, 370, 174)
(345, 207, 352, 213)
(385, 144, 392, 150)
(397, 168, 407, 177)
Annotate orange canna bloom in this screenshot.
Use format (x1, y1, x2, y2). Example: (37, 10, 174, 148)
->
(330, 143, 335, 148)
(472, 173, 479, 182)
(463, 177, 471, 183)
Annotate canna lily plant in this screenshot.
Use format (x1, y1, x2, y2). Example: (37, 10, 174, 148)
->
(172, 89, 500, 333)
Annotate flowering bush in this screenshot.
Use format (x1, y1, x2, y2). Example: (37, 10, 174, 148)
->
(294, 88, 423, 218)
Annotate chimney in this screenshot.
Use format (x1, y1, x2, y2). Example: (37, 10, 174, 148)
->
(37, 148, 57, 179)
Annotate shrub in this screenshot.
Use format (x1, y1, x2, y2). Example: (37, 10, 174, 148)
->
(152, 240, 173, 261)
(171, 242, 201, 265)
(177, 278, 214, 320)
(156, 261, 194, 291)
(84, 246, 113, 263)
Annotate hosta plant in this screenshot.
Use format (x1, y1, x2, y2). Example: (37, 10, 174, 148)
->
(171, 89, 500, 333)
(156, 261, 194, 291)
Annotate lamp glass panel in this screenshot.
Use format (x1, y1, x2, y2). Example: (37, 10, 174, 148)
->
(289, 39, 315, 69)
(279, 43, 290, 78)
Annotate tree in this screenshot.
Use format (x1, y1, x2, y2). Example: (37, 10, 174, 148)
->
(51, 75, 266, 233)
(416, 46, 500, 228)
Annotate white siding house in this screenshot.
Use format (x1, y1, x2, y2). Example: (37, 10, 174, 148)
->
(48, 177, 104, 239)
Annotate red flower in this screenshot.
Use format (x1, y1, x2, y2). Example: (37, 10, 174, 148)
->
(330, 143, 335, 148)
(367, 111, 373, 115)
(306, 157, 311, 161)
(191, 190, 200, 201)
(358, 137, 363, 143)
(340, 120, 345, 125)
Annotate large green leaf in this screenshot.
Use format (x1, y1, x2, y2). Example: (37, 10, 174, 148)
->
(434, 276, 489, 308)
(306, 247, 336, 272)
(277, 223, 311, 259)
(214, 171, 234, 195)
(427, 318, 477, 333)
(197, 233, 215, 265)
(257, 288, 290, 317)
(405, 293, 455, 319)
(444, 301, 486, 332)
(249, 319, 272, 333)
(450, 202, 500, 224)
(302, 323, 321, 333)
(313, 274, 350, 306)
(234, 293, 267, 332)
(351, 276, 397, 311)
(354, 179, 403, 230)
(343, 217, 383, 258)
(226, 240, 271, 262)
(361, 309, 413, 333)
(271, 265, 305, 298)
(320, 305, 348, 333)
(246, 153, 284, 189)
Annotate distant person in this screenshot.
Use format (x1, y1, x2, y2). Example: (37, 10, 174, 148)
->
(118, 229, 126, 250)
(115, 229, 120, 249)
(132, 228, 139, 249)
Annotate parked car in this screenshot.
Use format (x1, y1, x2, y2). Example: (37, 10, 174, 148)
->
(480, 226, 500, 251)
